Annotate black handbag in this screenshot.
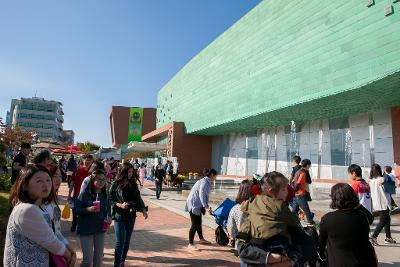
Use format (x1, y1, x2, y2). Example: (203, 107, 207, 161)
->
(215, 225, 229, 246)
(305, 191, 312, 202)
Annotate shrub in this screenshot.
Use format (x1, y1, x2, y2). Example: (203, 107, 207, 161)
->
(0, 174, 11, 191)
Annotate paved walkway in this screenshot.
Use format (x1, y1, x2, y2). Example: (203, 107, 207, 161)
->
(142, 183, 400, 267)
(59, 181, 400, 266)
(58, 182, 239, 267)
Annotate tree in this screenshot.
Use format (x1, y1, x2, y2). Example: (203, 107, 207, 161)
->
(77, 142, 100, 152)
(0, 118, 38, 151)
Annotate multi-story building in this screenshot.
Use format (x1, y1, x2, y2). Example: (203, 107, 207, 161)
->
(143, 0, 400, 178)
(62, 130, 75, 145)
(8, 97, 65, 142)
(109, 106, 156, 148)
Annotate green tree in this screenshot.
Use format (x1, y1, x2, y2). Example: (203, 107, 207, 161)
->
(0, 118, 38, 151)
(77, 142, 100, 152)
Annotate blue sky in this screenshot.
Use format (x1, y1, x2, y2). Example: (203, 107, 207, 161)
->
(0, 0, 261, 147)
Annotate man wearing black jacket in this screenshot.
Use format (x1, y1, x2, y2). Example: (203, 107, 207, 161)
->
(154, 163, 166, 199)
(11, 143, 31, 185)
(290, 155, 302, 185)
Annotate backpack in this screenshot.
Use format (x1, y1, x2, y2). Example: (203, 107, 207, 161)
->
(383, 174, 396, 195)
(215, 225, 229, 246)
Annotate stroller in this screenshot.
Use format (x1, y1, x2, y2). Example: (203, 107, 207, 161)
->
(210, 198, 236, 246)
(302, 225, 327, 267)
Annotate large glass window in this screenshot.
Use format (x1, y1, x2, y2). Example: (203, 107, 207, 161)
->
(211, 111, 393, 180)
(328, 118, 351, 180)
(246, 132, 258, 176)
(284, 122, 302, 168)
(329, 118, 351, 166)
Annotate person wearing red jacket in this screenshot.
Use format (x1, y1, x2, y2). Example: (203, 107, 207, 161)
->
(291, 159, 315, 224)
(68, 154, 94, 232)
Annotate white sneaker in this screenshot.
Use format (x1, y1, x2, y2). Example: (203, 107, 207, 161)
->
(187, 244, 199, 251)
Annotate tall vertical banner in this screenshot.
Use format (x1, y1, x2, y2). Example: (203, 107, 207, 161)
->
(128, 107, 143, 142)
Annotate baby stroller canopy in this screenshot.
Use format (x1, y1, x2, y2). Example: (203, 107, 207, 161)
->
(212, 198, 236, 227)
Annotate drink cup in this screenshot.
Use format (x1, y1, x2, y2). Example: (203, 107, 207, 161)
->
(103, 220, 111, 231)
(93, 200, 100, 212)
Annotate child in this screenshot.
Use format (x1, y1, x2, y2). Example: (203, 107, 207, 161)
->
(239, 171, 302, 264)
(138, 163, 147, 188)
(348, 164, 372, 214)
(383, 166, 398, 209)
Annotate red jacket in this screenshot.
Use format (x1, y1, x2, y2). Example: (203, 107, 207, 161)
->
(72, 166, 90, 197)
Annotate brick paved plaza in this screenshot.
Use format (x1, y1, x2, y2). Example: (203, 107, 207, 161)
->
(57, 180, 400, 267)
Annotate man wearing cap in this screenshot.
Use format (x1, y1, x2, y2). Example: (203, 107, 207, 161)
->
(11, 143, 31, 185)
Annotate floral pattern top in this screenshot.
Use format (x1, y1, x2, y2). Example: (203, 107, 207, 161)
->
(227, 204, 244, 239)
(227, 203, 246, 250)
(4, 203, 65, 267)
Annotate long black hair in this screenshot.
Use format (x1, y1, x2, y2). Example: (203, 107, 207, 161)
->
(10, 165, 56, 207)
(88, 169, 107, 196)
(203, 168, 217, 177)
(115, 162, 135, 189)
(369, 163, 383, 179)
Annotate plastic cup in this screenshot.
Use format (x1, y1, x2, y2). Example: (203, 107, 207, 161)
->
(93, 200, 100, 212)
(103, 220, 111, 231)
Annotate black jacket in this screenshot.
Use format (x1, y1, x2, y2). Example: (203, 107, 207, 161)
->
(290, 165, 301, 184)
(319, 205, 377, 267)
(155, 169, 165, 184)
(109, 180, 146, 221)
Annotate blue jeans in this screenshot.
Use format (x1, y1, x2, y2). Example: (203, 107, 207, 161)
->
(292, 195, 315, 224)
(114, 217, 136, 267)
(156, 183, 162, 199)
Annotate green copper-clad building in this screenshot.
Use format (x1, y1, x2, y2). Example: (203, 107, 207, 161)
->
(143, 0, 400, 180)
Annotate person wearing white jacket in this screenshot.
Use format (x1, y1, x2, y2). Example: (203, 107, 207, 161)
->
(368, 164, 396, 245)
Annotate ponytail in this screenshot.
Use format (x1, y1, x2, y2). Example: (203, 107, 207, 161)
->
(203, 168, 217, 177)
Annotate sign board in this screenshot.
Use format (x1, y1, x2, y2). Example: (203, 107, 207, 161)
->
(128, 107, 143, 142)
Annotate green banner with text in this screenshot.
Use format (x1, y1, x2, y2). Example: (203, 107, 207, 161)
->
(128, 107, 143, 142)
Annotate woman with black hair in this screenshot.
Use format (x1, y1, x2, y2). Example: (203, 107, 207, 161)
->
(185, 168, 217, 250)
(74, 169, 111, 267)
(109, 162, 148, 267)
(368, 163, 396, 245)
(227, 179, 253, 267)
(33, 149, 52, 170)
(227, 179, 253, 249)
(46, 164, 70, 245)
(5, 165, 76, 266)
(319, 183, 377, 266)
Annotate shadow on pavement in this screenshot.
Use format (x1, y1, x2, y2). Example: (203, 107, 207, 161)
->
(124, 256, 238, 267)
(128, 229, 189, 252)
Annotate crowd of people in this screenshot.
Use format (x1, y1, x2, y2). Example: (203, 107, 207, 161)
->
(219, 155, 398, 266)
(4, 144, 148, 267)
(3, 142, 399, 267)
